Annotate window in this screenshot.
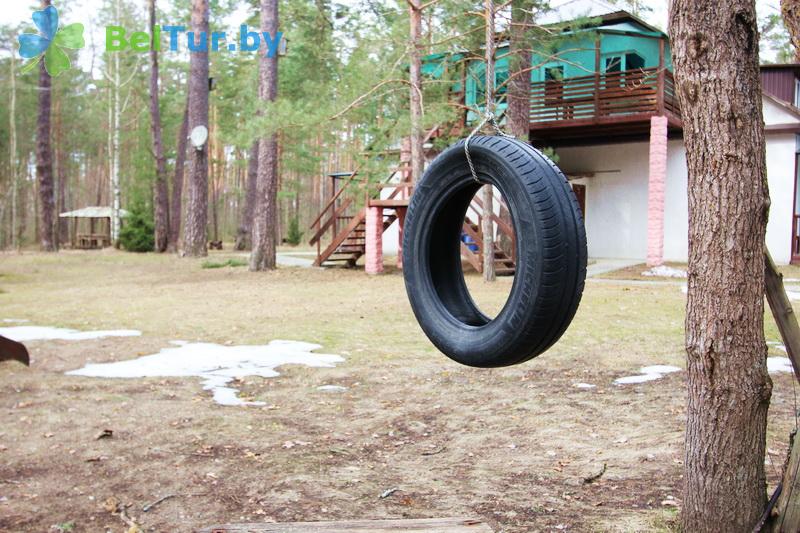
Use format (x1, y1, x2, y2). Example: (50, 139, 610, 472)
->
(626, 52, 645, 71)
(544, 65, 565, 105)
(496, 69, 509, 95)
(605, 56, 622, 73)
(604, 52, 646, 73)
(795, 78, 800, 108)
(544, 65, 564, 81)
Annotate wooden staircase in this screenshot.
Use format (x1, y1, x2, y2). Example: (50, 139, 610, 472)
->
(308, 122, 516, 273)
(460, 219, 516, 276)
(312, 208, 399, 267)
(460, 193, 516, 276)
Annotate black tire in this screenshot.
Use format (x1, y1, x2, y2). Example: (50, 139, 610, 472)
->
(402, 135, 587, 367)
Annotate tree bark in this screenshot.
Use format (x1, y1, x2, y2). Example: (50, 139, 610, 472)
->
(36, 0, 56, 252)
(781, 0, 800, 61)
(507, 0, 532, 140)
(408, 0, 424, 183)
(235, 141, 259, 250)
(670, 2, 772, 531)
(250, 0, 279, 271)
(149, 0, 170, 252)
(9, 51, 18, 250)
(482, 0, 496, 282)
(183, 0, 210, 257)
(110, 0, 122, 245)
(168, 101, 189, 252)
(481, 185, 495, 281)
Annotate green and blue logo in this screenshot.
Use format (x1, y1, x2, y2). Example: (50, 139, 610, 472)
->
(17, 5, 85, 77)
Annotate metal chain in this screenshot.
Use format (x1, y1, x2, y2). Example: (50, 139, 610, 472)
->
(464, 111, 513, 183)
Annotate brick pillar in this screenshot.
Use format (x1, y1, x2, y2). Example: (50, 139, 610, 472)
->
(365, 206, 383, 275)
(646, 115, 668, 267)
(396, 207, 407, 269)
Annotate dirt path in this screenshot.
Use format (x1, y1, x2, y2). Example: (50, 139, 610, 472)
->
(0, 251, 795, 532)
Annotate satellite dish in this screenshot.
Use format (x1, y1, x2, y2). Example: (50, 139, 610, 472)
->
(190, 125, 208, 150)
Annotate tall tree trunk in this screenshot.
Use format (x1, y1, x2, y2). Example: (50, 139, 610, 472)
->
(55, 97, 68, 245)
(210, 104, 221, 243)
(36, 0, 56, 252)
(9, 50, 19, 250)
(482, 0, 496, 282)
(408, 0, 424, 183)
(183, 0, 210, 257)
(508, 0, 532, 140)
(249, 0, 279, 271)
(781, 0, 800, 61)
(149, 0, 170, 252)
(670, 2, 772, 531)
(168, 101, 189, 252)
(235, 141, 259, 250)
(109, 0, 122, 245)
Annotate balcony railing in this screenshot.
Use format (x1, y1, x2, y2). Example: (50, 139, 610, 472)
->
(529, 67, 680, 127)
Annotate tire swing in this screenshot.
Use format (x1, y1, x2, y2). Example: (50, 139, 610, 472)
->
(402, 114, 588, 368)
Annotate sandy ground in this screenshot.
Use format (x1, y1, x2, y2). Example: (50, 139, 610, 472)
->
(0, 250, 796, 533)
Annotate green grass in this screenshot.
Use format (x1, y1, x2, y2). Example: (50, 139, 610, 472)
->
(201, 258, 248, 269)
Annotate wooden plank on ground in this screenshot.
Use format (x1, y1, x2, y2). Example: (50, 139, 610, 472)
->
(197, 517, 493, 533)
(764, 250, 800, 383)
(763, 250, 800, 531)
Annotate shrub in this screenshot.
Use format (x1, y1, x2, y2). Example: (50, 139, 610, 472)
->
(286, 217, 303, 246)
(119, 203, 155, 253)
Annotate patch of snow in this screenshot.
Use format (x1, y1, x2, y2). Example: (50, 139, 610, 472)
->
(170, 340, 189, 346)
(640, 365, 682, 375)
(0, 326, 141, 342)
(573, 383, 596, 389)
(67, 340, 345, 407)
(642, 266, 687, 278)
(317, 385, 348, 392)
(680, 284, 688, 295)
(767, 341, 787, 353)
(614, 373, 664, 385)
(2, 318, 29, 323)
(768, 357, 794, 374)
(614, 364, 683, 386)
(786, 290, 800, 301)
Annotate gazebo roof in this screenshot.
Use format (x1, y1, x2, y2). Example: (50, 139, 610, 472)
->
(59, 207, 130, 219)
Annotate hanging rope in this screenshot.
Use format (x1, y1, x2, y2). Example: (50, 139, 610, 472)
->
(464, 0, 512, 183)
(464, 111, 512, 183)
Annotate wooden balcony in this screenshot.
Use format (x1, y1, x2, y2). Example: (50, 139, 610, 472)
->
(529, 67, 682, 144)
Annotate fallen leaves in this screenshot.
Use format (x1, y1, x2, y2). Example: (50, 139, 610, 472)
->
(104, 495, 143, 532)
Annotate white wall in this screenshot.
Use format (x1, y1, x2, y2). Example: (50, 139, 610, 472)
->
(765, 133, 796, 265)
(557, 141, 651, 259)
(557, 135, 795, 264)
(663, 141, 689, 261)
(383, 218, 400, 255)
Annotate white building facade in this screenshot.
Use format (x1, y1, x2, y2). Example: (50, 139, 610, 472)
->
(559, 95, 799, 264)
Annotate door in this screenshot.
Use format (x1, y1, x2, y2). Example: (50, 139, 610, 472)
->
(571, 184, 586, 217)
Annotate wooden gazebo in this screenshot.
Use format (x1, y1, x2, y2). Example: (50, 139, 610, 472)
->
(59, 207, 129, 249)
